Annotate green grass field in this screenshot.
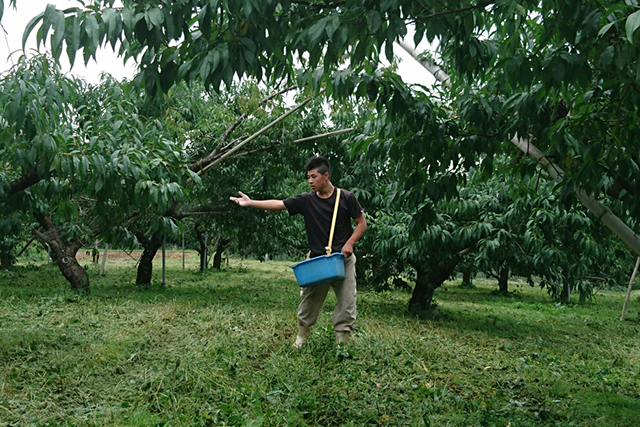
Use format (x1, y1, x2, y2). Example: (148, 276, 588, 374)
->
(1, 252, 639, 426)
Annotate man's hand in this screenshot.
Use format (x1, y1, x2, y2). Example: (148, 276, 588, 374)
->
(230, 191, 252, 207)
(230, 192, 286, 210)
(341, 242, 354, 258)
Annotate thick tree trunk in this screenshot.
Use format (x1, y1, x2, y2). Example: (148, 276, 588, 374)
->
(498, 266, 509, 296)
(408, 270, 438, 312)
(408, 257, 460, 313)
(33, 214, 89, 292)
(213, 238, 231, 270)
(131, 230, 163, 285)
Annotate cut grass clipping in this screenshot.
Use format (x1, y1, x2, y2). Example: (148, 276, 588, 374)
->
(1, 253, 639, 426)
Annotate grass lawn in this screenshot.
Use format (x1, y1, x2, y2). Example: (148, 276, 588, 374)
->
(1, 252, 639, 426)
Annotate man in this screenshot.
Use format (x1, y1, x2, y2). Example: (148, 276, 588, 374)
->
(230, 156, 367, 348)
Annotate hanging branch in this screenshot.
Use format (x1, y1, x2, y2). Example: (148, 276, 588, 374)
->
(9, 166, 41, 195)
(398, 40, 451, 89)
(191, 84, 298, 172)
(192, 89, 325, 180)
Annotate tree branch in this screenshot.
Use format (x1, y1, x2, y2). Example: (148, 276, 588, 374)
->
(173, 204, 229, 220)
(190, 85, 298, 173)
(9, 167, 41, 195)
(233, 128, 354, 158)
(191, 89, 325, 180)
(414, 1, 497, 21)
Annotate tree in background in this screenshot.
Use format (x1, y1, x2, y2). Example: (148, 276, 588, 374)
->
(0, 56, 192, 291)
(4, 0, 640, 302)
(18, 0, 640, 229)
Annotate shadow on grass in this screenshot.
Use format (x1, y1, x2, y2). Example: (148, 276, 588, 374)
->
(0, 264, 619, 348)
(576, 390, 640, 427)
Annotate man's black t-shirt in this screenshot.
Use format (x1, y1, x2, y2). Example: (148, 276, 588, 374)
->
(283, 188, 363, 258)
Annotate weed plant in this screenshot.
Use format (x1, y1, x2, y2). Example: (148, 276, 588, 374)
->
(1, 253, 639, 426)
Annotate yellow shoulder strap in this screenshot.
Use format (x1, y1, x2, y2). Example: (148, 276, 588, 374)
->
(325, 188, 341, 256)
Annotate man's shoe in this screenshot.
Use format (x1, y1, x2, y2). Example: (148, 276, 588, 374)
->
(335, 331, 350, 349)
(293, 324, 311, 349)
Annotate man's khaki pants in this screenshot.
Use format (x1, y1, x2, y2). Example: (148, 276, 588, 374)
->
(297, 254, 357, 333)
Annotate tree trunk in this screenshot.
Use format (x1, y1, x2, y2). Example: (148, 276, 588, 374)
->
(559, 266, 572, 303)
(131, 230, 163, 285)
(461, 265, 474, 288)
(33, 214, 89, 292)
(0, 238, 14, 268)
(560, 282, 571, 304)
(0, 251, 14, 269)
(194, 223, 207, 272)
(408, 269, 438, 312)
(498, 266, 509, 296)
(408, 257, 460, 313)
(213, 238, 231, 270)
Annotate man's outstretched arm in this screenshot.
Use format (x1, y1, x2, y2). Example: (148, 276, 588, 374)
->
(230, 191, 287, 211)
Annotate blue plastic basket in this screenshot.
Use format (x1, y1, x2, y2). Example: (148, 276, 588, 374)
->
(290, 253, 346, 287)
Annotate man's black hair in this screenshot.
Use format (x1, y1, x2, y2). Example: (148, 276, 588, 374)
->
(304, 156, 330, 175)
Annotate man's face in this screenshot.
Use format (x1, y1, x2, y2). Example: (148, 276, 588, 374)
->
(307, 168, 329, 192)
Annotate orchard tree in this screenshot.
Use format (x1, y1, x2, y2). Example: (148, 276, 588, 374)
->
(356, 151, 633, 309)
(0, 56, 193, 291)
(523, 180, 635, 303)
(159, 79, 346, 265)
(7, 0, 640, 295)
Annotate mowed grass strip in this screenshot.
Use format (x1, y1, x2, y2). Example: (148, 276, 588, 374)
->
(1, 254, 639, 426)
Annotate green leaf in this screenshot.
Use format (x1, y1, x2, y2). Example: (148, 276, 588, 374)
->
(240, 37, 256, 53)
(122, 4, 135, 37)
(147, 6, 163, 30)
(222, 63, 233, 87)
(244, 0, 253, 18)
(51, 10, 66, 61)
(246, 417, 264, 427)
(308, 18, 326, 44)
(65, 15, 80, 67)
(626, 10, 640, 43)
(600, 45, 614, 66)
(311, 67, 323, 91)
(598, 22, 615, 38)
(103, 8, 121, 49)
(325, 14, 339, 39)
(40, 4, 57, 47)
(23, 12, 45, 51)
(0, 0, 4, 22)
(367, 10, 382, 33)
(84, 13, 100, 61)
